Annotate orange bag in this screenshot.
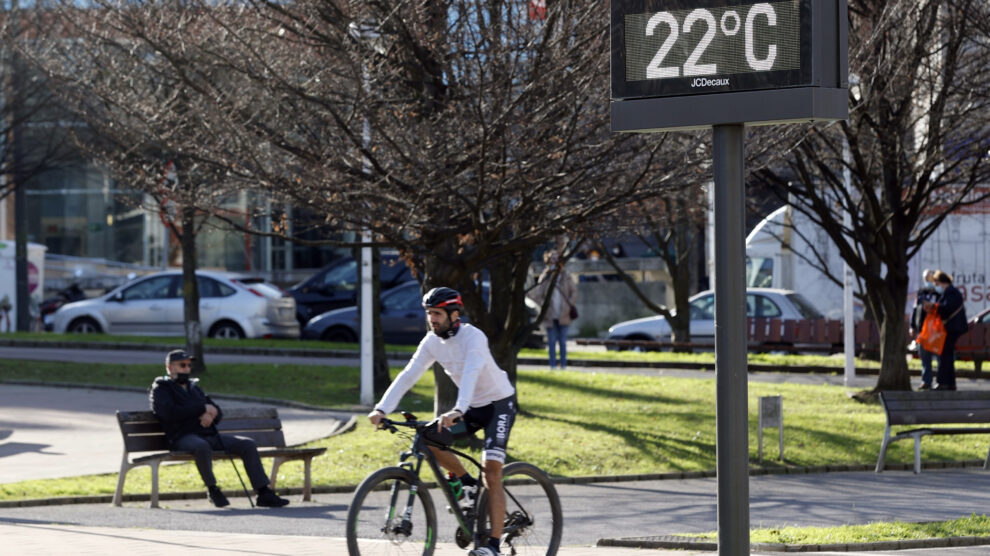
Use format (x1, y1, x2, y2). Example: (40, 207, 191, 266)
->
(918, 306, 947, 355)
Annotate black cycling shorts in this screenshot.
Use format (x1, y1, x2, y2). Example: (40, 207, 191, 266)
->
(453, 395, 516, 464)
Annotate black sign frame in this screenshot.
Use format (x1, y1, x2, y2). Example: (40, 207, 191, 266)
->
(611, 0, 848, 131)
(612, 0, 814, 100)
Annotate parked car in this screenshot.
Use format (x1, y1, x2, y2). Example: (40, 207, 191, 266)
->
(288, 254, 413, 325)
(52, 270, 299, 339)
(303, 281, 545, 347)
(605, 288, 824, 350)
(970, 307, 990, 325)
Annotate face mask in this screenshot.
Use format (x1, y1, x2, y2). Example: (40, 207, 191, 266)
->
(174, 373, 191, 385)
(935, 286, 944, 295)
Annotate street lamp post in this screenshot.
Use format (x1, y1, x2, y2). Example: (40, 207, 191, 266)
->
(843, 74, 861, 387)
(349, 20, 387, 406)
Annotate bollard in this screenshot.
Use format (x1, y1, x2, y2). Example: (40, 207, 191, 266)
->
(758, 395, 783, 463)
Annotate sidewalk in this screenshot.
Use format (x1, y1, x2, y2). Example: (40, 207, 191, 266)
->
(0, 383, 353, 483)
(0, 522, 706, 556)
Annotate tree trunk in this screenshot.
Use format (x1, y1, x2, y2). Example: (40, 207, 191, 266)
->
(872, 288, 911, 392)
(179, 205, 205, 374)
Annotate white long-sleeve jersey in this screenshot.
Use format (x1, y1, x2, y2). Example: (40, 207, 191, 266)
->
(374, 323, 516, 415)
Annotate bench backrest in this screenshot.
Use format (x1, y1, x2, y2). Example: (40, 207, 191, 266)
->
(117, 407, 287, 454)
(879, 391, 990, 426)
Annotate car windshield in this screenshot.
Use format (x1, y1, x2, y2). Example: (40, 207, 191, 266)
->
(786, 292, 824, 319)
(689, 295, 715, 320)
(382, 284, 421, 312)
(321, 260, 358, 290)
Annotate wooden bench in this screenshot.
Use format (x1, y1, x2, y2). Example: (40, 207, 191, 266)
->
(114, 407, 327, 507)
(875, 390, 990, 474)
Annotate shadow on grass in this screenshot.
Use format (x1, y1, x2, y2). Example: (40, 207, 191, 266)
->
(519, 371, 689, 407)
(524, 409, 717, 470)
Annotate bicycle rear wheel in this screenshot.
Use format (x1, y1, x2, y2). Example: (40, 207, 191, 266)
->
(476, 461, 562, 556)
(346, 467, 438, 556)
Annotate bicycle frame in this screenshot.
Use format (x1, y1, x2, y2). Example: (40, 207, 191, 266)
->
(358, 414, 558, 555)
(387, 416, 487, 545)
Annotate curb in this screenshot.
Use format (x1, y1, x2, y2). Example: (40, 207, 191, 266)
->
(597, 534, 990, 552)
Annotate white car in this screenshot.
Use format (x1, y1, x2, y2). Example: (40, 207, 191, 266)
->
(52, 270, 300, 339)
(606, 288, 824, 349)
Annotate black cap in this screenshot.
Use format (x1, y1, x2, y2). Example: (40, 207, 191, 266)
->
(165, 349, 194, 364)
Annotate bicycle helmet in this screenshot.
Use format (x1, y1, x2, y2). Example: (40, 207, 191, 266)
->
(423, 287, 463, 339)
(422, 287, 463, 312)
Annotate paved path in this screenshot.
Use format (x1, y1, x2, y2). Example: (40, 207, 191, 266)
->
(3, 468, 990, 554)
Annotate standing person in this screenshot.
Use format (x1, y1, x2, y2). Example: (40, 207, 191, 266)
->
(150, 349, 290, 508)
(530, 250, 578, 370)
(923, 271, 968, 391)
(910, 269, 938, 390)
(368, 287, 516, 556)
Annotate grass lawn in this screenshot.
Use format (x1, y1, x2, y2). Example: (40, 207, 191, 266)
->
(3, 331, 963, 370)
(684, 514, 990, 544)
(1, 357, 987, 503)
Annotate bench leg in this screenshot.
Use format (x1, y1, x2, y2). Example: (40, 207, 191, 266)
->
(875, 427, 892, 473)
(985, 443, 990, 471)
(913, 433, 923, 474)
(303, 457, 313, 502)
(269, 457, 283, 491)
(150, 461, 161, 509)
(113, 455, 130, 507)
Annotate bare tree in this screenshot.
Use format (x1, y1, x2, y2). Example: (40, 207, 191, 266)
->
(750, 0, 990, 394)
(27, 2, 256, 371)
(27, 0, 703, 408)
(592, 181, 709, 348)
(2, 3, 85, 331)
(227, 0, 703, 408)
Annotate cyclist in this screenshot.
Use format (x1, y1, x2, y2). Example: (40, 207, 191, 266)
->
(368, 286, 517, 556)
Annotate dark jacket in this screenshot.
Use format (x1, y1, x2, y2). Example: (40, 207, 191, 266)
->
(149, 376, 224, 447)
(911, 286, 939, 332)
(935, 285, 968, 336)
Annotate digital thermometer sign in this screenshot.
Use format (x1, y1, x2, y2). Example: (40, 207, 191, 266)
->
(611, 0, 847, 131)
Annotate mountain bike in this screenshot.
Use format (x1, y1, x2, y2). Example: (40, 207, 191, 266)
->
(346, 411, 562, 555)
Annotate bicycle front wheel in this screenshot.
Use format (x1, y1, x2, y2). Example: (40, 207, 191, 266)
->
(346, 466, 438, 556)
(476, 461, 563, 556)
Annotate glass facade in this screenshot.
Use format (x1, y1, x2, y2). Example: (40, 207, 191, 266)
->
(22, 163, 344, 278)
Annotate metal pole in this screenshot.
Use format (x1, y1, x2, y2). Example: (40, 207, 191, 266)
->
(359, 66, 373, 406)
(842, 139, 855, 386)
(14, 179, 28, 331)
(712, 124, 750, 555)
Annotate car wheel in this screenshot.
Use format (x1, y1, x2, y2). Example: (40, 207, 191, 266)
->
(209, 321, 245, 339)
(67, 317, 102, 334)
(322, 326, 357, 343)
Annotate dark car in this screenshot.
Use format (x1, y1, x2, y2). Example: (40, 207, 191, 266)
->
(303, 281, 425, 343)
(288, 253, 413, 325)
(302, 281, 545, 347)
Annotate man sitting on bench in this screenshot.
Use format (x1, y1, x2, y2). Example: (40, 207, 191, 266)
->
(150, 349, 290, 508)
